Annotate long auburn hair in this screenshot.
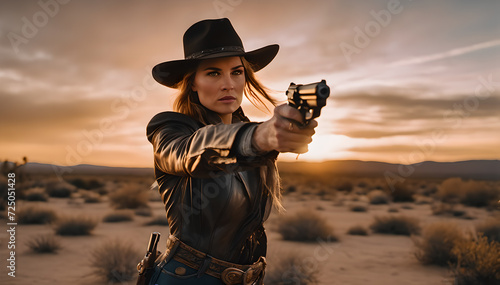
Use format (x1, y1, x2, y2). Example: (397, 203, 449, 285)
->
(173, 56, 283, 212)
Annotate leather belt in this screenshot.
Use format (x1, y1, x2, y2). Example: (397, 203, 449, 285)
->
(166, 235, 266, 285)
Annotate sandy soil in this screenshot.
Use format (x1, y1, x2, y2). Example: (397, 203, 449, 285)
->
(0, 191, 496, 285)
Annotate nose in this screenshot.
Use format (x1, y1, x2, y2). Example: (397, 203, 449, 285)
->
(221, 74, 234, 91)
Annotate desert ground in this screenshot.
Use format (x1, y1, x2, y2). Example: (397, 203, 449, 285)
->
(1, 170, 499, 285)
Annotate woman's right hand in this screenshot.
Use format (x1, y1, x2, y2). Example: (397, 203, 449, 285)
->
(252, 104, 318, 154)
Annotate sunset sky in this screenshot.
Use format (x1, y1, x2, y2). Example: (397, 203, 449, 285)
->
(1, 0, 499, 168)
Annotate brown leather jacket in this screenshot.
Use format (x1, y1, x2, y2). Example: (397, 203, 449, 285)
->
(146, 108, 278, 264)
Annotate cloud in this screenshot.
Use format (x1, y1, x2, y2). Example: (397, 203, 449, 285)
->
(390, 39, 500, 66)
(331, 87, 500, 139)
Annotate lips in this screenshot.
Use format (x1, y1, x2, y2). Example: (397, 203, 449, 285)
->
(218, 96, 236, 102)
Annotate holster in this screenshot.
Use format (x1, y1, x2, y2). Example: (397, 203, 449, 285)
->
(136, 232, 161, 285)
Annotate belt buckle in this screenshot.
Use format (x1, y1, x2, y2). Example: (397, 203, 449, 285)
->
(221, 264, 260, 285)
(221, 267, 244, 285)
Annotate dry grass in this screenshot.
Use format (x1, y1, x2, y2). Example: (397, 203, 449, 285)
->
(349, 203, 368, 212)
(413, 222, 465, 266)
(390, 182, 416, 202)
(437, 178, 465, 202)
(81, 191, 102, 203)
(437, 178, 499, 207)
(370, 215, 421, 236)
(102, 210, 134, 223)
(54, 215, 98, 236)
(67, 177, 104, 190)
(461, 180, 499, 207)
(18, 205, 58, 224)
(264, 252, 320, 285)
(431, 202, 468, 218)
(134, 207, 153, 217)
(347, 225, 369, 236)
(24, 187, 49, 201)
(26, 234, 62, 253)
(476, 218, 500, 243)
(278, 210, 337, 242)
(89, 239, 141, 283)
(109, 184, 149, 209)
(452, 234, 500, 285)
(367, 190, 390, 205)
(45, 180, 76, 198)
(144, 215, 169, 226)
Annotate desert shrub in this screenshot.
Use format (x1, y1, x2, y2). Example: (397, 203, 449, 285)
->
(349, 203, 368, 212)
(90, 239, 141, 283)
(347, 225, 369, 236)
(81, 191, 101, 203)
(144, 215, 169, 226)
(45, 180, 75, 198)
(278, 210, 337, 242)
(390, 182, 415, 202)
(335, 179, 353, 192)
(54, 215, 98, 236)
(284, 185, 297, 194)
(414, 195, 433, 205)
(135, 207, 153, 217)
(109, 185, 149, 209)
(370, 215, 421, 236)
(431, 202, 467, 218)
(476, 219, 500, 243)
(437, 178, 499, 207)
(452, 234, 500, 285)
(461, 180, 499, 207)
(103, 210, 134, 223)
(0, 176, 8, 201)
(437, 178, 465, 202)
(264, 252, 320, 285)
(26, 234, 62, 253)
(413, 222, 464, 266)
(367, 190, 390, 204)
(24, 187, 49, 201)
(387, 207, 399, 213)
(357, 180, 368, 188)
(68, 178, 104, 190)
(18, 205, 58, 224)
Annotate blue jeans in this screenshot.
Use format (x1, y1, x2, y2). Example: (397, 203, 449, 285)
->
(149, 259, 224, 285)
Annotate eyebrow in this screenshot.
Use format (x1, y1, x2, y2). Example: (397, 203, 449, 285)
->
(203, 65, 244, 71)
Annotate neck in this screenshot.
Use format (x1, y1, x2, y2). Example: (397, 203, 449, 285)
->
(219, 114, 231, 124)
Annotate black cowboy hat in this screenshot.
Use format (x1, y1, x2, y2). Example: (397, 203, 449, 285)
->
(152, 18, 279, 88)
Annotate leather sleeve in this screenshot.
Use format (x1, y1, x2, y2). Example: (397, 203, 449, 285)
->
(146, 112, 275, 178)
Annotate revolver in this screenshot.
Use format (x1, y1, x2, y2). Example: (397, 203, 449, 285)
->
(286, 79, 330, 126)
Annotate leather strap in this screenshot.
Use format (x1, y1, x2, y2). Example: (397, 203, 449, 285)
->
(166, 236, 265, 284)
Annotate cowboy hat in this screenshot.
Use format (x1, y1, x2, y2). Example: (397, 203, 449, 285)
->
(152, 18, 279, 88)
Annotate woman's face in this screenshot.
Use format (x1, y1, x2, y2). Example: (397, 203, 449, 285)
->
(192, 56, 245, 124)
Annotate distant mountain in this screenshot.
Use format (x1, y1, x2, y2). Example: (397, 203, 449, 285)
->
(19, 160, 500, 180)
(22, 162, 154, 177)
(277, 160, 500, 180)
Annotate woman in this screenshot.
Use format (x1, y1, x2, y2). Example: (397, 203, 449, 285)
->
(147, 18, 317, 285)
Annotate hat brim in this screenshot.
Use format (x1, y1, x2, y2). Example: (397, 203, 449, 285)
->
(152, 44, 279, 88)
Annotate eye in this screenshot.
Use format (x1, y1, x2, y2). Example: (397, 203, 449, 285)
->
(232, 69, 243, 76)
(207, 71, 220, 77)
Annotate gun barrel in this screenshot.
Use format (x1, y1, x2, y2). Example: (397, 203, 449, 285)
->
(295, 80, 330, 99)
